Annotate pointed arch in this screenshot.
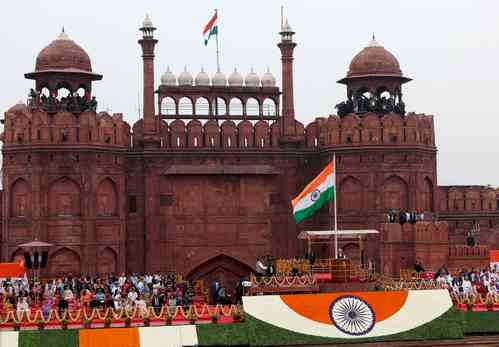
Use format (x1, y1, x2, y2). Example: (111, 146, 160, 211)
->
(10, 178, 31, 217)
(50, 247, 81, 277)
(97, 178, 118, 216)
(10, 248, 25, 263)
(48, 176, 81, 216)
(187, 254, 253, 288)
(382, 175, 408, 210)
(422, 177, 434, 212)
(97, 247, 117, 276)
(338, 176, 363, 213)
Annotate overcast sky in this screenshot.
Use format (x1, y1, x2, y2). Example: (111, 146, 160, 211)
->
(1, 1, 498, 186)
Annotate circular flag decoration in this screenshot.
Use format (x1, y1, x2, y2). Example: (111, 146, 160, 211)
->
(329, 295, 375, 336)
(310, 189, 321, 201)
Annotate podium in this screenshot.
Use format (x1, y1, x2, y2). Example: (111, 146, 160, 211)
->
(331, 258, 351, 282)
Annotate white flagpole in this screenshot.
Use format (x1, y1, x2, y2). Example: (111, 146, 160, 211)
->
(215, 9, 221, 72)
(333, 153, 338, 259)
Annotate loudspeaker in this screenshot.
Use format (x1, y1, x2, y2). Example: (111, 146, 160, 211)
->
(40, 251, 48, 269)
(33, 251, 39, 269)
(23, 252, 32, 269)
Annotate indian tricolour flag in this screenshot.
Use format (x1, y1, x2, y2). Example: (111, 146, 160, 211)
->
(203, 11, 218, 46)
(292, 162, 335, 224)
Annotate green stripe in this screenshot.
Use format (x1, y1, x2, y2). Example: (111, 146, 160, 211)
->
(204, 25, 218, 46)
(20, 330, 79, 347)
(293, 187, 334, 224)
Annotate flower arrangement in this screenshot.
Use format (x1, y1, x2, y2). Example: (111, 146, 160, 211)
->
(37, 320, 45, 330)
(84, 319, 92, 329)
(188, 311, 197, 325)
(61, 319, 69, 330)
(104, 317, 112, 328)
(232, 311, 244, 322)
(13, 321, 21, 331)
(210, 313, 220, 324)
(485, 295, 494, 311)
(143, 316, 151, 327)
(124, 317, 132, 327)
(165, 313, 173, 326)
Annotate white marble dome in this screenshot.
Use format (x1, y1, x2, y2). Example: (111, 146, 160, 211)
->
(228, 68, 243, 87)
(142, 14, 153, 28)
(178, 67, 193, 86)
(261, 68, 276, 87)
(212, 70, 227, 87)
(195, 67, 210, 86)
(161, 67, 176, 86)
(245, 68, 260, 87)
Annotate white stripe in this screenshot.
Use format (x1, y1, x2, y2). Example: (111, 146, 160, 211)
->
(179, 325, 198, 346)
(293, 172, 334, 213)
(243, 290, 452, 339)
(0, 331, 19, 347)
(139, 326, 182, 347)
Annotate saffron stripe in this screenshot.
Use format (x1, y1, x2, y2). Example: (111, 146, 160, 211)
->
(202, 13, 218, 34)
(291, 162, 334, 206)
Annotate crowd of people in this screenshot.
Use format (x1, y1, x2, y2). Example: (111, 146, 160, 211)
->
(435, 265, 499, 301)
(0, 273, 209, 319)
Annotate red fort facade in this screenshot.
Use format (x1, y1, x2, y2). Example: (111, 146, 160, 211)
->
(1, 18, 498, 283)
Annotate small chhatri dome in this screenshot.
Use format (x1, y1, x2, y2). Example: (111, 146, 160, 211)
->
(245, 68, 260, 87)
(178, 66, 193, 86)
(261, 68, 276, 87)
(7, 101, 28, 115)
(347, 36, 402, 78)
(228, 67, 243, 87)
(142, 14, 153, 28)
(35, 28, 92, 73)
(195, 67, 210, 86)
(212, 70, 227, 87)
(161, 66, 176, 86)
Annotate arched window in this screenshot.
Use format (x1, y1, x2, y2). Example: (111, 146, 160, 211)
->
(195, 97, 210, 116)
(194, 137, 198, 147)
(229, 98, 243, 116)
(40, 87, 50, 98)
(76, 87, 86, 98)
(161, 97, 176, 115)
(215, 97, 226, 116)
(263, 98, 276, 116)
(11, 178, 30, 217)
(178, 97, 193, 115)
(383, 176, 408, 210)
(227, 137, 232, 147)
(339, 177, 363, 212)
(246, 98, 259, 116)
(56, 87, 71, 101)
(422, 177, 434, 212)
(49, 177, 81, 216)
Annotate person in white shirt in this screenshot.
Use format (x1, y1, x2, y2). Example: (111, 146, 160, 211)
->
(16, 297, 30, 320)
(255, 257, 267, 277)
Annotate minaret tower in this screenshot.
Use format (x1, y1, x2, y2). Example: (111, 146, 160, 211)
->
(138, 15, 159, 141)
(278, 19, 297, 120)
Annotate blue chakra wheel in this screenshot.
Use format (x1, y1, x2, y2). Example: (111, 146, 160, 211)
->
(329, 295, 376, 336)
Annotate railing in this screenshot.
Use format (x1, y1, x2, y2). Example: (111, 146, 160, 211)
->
(0, 304, 243, 328)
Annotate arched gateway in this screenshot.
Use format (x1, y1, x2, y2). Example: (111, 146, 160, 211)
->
(187, 254, 253, 289)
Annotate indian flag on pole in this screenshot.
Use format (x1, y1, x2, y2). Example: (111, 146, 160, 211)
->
(292, 162, 335, 224)
(203, 11, 218, 46)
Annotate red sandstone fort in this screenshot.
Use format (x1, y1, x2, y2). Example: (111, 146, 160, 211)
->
(1, 16, 498, 283)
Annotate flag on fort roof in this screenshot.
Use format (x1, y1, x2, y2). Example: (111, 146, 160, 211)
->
(203, 11, 218, 46)
(292, 162, 335, 224)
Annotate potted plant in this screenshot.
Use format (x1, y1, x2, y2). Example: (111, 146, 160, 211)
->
(61, 319, 69, 330)
(232, 311, 243, 322)
(210, 313, 220, 324)
(124, 317, 132, 327)
(165, 313, 173, 326)
(143, 316, 151, 327)
(84, 319, 92, 329)
(37, 320, 45, 330)
(486, 296, 494, 311)
(104, 317, 112, 328)
(466, 297, 474, 312)
(188, 311, 197, 325)
(13, 322, 21, 331)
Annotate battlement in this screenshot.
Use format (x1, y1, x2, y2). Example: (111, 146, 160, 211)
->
(304, 111, 435, 148)
(438, 185, 499, 212)
(2, 104, 130, 149)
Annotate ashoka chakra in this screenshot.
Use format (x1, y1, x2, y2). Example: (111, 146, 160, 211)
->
(329, 295, 375, 336)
